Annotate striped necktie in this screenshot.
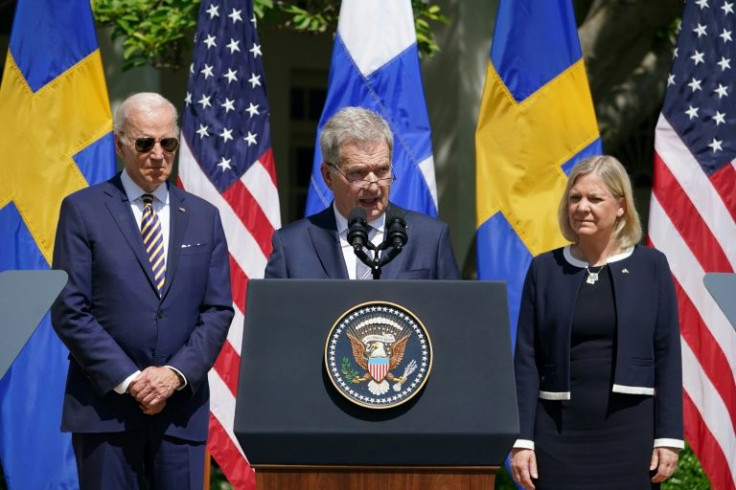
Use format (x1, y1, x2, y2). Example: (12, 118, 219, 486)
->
(356, 256, 372, 280)
(141, 194, 166, 294)
(356, 226, 375, 280)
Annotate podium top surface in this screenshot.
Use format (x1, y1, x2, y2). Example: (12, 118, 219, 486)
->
(704, 273, 736, 330)
(0, 270, 67, 378)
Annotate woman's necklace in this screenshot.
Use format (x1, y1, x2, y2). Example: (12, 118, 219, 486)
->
(585, 264, 606, 285)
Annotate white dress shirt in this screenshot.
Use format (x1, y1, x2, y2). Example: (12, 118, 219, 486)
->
(114, 170, 186, 394)
(120, 169, 170, 257)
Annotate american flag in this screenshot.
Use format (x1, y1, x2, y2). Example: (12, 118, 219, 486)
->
(649, 1, 736, 488)
(177, 0, 280, 487)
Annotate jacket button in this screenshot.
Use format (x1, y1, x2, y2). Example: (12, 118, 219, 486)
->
(157, 310, 164, 319)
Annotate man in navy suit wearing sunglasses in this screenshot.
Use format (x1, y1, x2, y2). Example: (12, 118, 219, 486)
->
(51, 92, 233, 489)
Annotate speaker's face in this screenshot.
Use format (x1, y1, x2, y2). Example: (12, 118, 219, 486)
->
(322, 140, 391, 222)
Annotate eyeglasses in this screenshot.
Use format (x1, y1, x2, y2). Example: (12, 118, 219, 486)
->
(327, 163, 396, 188)
(133, 137, 180, 153)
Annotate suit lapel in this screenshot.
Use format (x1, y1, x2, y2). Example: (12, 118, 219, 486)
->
(103, 176, 159, 292)
(308, 207, 348, 279)
(162, 185, 189, 298)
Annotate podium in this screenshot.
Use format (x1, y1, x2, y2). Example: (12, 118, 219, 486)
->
(704, 273, 736, 330)
(0, 270, 67, 378)
(234, 280, 519, 489)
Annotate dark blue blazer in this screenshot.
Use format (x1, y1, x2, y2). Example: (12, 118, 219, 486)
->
(515, 245, 683, 444)
(51, 174, 233, 441)
(265, 204, 461, 279)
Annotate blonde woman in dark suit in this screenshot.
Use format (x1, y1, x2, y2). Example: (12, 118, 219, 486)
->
(511, 155, 683, 489)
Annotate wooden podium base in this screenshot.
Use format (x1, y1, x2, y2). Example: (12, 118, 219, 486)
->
(253, 465, 498, 490)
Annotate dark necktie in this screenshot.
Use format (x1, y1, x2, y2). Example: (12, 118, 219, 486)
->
(141, 194, 166, 293)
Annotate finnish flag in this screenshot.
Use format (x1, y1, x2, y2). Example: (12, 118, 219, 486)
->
(305, 0, 438, 217)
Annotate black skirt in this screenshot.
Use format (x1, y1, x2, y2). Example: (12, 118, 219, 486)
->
(534, 357, 656, 489)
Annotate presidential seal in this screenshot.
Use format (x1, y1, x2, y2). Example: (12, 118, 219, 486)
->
(324, 301, 432, 409)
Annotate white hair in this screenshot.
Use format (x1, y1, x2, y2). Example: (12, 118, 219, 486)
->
(113, 92, 178, 134)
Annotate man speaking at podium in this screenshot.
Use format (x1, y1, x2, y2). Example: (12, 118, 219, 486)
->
(265, 107, 460, 280)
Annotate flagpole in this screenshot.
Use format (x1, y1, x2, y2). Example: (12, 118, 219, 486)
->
(204, 450, 211, 490)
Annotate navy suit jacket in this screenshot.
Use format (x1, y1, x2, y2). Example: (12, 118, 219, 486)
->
(514, 245, 683, 445)
(51, 174, 233, 441)
(265, 204, 461, 279)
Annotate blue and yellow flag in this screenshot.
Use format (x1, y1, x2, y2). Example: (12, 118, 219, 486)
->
(475, 0, 601, 348)
(0, 0, 115, 487)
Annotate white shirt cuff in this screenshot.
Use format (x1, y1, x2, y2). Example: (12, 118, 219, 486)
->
(513, 439, 535, 450)
(165, 365, 188, 390)
(654, 438, 685, 449)
(114, 370, 141, 394)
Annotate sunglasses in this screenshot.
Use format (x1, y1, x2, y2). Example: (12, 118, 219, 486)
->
(134, 137, 180, 153)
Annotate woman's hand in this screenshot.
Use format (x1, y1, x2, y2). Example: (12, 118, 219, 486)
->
(650, 447, 679, 483)
(511, 448, 538, 489)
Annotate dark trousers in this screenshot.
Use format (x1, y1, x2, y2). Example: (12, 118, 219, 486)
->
(72, 430, 206, 490)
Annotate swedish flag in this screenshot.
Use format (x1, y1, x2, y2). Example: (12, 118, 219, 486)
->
(0, 0, 115, 487)
(475, 0, 601, 349)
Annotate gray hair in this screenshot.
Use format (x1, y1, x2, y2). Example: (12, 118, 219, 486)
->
(113, 92, 179, 134)
(558, 155, 643, 248)
(320, 107, 393, 167)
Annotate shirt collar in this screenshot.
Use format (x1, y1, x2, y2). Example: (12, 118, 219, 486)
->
(332, 203, 386, 235)
(121, 169, 169, 205)
(562, 244, 635, 268)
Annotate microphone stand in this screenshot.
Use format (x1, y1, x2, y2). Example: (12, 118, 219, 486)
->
(349, 207, 408, 280)
(352, 242, 381, 279)
(348, 240, 385, 279)
(362, 233, 408, 281)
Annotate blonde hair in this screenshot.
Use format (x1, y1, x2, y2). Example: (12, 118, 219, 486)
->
(558, 155, 642, 248)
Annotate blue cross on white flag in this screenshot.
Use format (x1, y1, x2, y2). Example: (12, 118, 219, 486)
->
(304, 0, 438, 217)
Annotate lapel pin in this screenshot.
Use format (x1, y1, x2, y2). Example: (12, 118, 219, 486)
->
(622, 268, 629, 274)
(179, 206, 186, 213)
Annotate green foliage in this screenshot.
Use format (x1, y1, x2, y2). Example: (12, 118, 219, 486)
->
(411, 0, 449, 58)
(276, 1, 338, 34)
(341, 357, 360, 382)
(91, 0, 448, 71)
(210, 460, 234, 490)
(92, 0, 200, 71)
(252, 0, 273, 19)
(494, 465, 515, 490)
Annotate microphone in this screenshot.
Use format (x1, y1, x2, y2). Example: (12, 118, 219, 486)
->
(377, 207, 408, 269)
(347, 207, 369, 249)
(385, 207, 408, 249)
(347, 207, 374, 277)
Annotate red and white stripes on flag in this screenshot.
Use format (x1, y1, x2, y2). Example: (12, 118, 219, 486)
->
(179, 148, 279, 488)
(178, 0, 280, 487)
(649, 3, 736, 486)
(649, 117, 736, 489)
